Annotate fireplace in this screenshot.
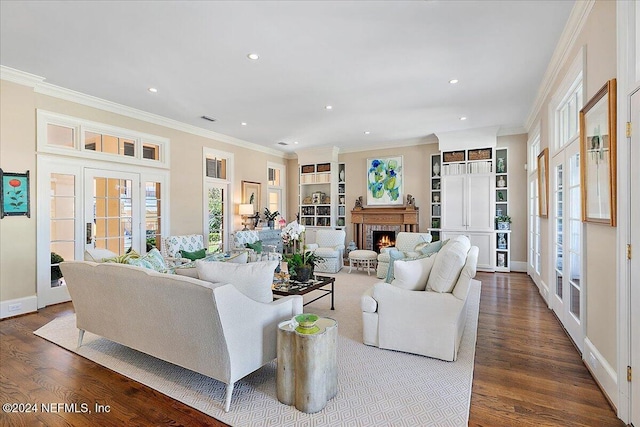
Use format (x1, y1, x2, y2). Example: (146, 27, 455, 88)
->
(351, 206, 419, 252)
(373, 230, 396, 253)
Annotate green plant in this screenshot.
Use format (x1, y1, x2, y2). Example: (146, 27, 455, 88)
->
(51, 252, 64, 281)
(285, 250, 324, 276)
(264, 207, 279, 221)
(496, 215, 512, 223)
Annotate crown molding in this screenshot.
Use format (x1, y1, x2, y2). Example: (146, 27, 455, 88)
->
(0, 65, 45, 87)
(524, 0, 595, 132)
(337, 135, 439, 155)
(1, 66, 287, 159)
(497, 125, 527, 137)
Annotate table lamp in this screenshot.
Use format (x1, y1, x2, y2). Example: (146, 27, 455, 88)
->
(239, 203, 254, 230)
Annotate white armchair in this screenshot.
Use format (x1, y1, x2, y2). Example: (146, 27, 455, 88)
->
(376, 232, 432, 278)
(232, 230, 281, 262)
(362, 237, 478, 361)
(307, 229, 346, 273)
(163, 234, 211, 266)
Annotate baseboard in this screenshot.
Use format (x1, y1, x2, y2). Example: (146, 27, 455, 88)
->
(537, 278, 549, 305)
(511, 261, 527, 272)
(584, 337, 618, 410)
(0, 295, 38, 319)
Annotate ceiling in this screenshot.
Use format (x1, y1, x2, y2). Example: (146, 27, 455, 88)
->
(0, 1, 574, 154)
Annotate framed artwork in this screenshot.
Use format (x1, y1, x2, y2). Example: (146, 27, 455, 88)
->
(537, 148, 549, 218)
(1, 169, 30, 218)
(580, 78, 617, 226)
(366, 156, 403, 206)
(241, 181, 261, 215)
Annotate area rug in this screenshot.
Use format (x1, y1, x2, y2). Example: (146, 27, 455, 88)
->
(34, 271, 481, 427)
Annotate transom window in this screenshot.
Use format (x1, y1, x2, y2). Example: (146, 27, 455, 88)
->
(555, 76, 583, 151)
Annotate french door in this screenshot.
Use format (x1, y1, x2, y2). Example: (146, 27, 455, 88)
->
(37, 158, 164, 308)
(84, 169, 141, 256)
(550, 140, 584, 350)
(630, 88, 639, 427)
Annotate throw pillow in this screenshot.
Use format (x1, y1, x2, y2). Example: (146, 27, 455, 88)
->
(391, 254, 436, 291)
(104, 250, 140, 264)
(426, 236, 470, 293)
(180, 248, 207, 261)
(420, 238, 449, 256)
(127, 257, 155, 270)
(84, 248, 118, 262)
(145, 248, 170, 272)
(196, 259, 278, 303)
(385, 248, 405, 283)
(413, 235, 432, 252)
(245, 240, 263, 254)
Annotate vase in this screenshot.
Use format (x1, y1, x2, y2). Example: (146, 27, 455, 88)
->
(293, 265, 313, 283)
(339, 169, 345, 182)
(267, 220, 275, 229)
(433, 161, 440, 177)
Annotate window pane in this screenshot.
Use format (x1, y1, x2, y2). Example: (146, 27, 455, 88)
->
(206, 157, 226, 178)
(570, 283, 580, 319)
(145, 182, 161, 251)
(85, 131, 102, 151)
(208, 187, 224, 252)
(143, 143, 160, 160)
(102, 135, 119, 155)
(268, 167, 281, 186)
(48, 124, 74, 148)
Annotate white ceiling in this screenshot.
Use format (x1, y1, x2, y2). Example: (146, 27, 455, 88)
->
(0, 1, 574, 154)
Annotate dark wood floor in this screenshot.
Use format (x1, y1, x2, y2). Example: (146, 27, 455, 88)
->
(0, 272, 624, 426)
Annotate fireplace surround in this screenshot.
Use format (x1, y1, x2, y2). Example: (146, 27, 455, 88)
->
(351, 206, 419, 252)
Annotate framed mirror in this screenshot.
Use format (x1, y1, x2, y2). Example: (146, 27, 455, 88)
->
(537, 148, 549, 218)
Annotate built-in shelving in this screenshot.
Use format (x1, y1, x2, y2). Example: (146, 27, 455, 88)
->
(428, 154, 442, 242)
(299, 162, 338, 228)
(495, 147, 510, 272)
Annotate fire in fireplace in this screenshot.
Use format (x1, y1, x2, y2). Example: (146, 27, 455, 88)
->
(373, 230, 396, 253)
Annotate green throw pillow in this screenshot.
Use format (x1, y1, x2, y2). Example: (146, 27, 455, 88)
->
(245, 240, 263, 254)
(385, 248, 405, 283)
(420, 239, 449, 255)
(180, 248, 207, 261)
(104, 250, 140, 264)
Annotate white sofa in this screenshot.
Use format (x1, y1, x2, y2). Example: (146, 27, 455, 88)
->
(361, 236, 479, 361)
(61, 260, 302, 412)
(375, 231, 432, 278)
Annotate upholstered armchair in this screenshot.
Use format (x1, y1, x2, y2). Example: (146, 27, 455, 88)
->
(307, 229, 346, 273)
(162, 234, 211, 266)
(376, 232, 432, 278)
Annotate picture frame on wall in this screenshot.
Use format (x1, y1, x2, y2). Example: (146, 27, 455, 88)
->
(537, 148, 549, 218)
(0, 169, 30, 218)
(241, 180, 261, 215)
(580, 78, 617, 226)
(366, 156, 403, 206)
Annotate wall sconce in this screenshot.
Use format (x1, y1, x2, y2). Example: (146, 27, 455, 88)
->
(239, 203, 254, 230)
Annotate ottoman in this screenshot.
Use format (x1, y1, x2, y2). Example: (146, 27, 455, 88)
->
(348, 250, 377, 275)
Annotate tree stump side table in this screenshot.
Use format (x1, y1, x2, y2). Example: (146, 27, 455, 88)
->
(276, 317, 338, 413)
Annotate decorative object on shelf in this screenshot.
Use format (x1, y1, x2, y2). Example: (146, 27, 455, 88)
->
(433, 161, 440, 177)
(354, 196, 363, 210)
(468, 148, 492, 161)
(241, 180, 261, 216)
(432, 218, 440, 228)
(433, 194, 440, 203)
(406, 194, 415, 208)
(239, 203, 254, 230)
(366, 156, 403, 206)
(537, 148, 549, 218)
(264, 208, 279, 229)
(0, 169, 30, 218)
(498, 191, 505, 201)
(339, 168, 345, 182)
(496, 215, 511, 230)
(498, 233, 507, 249)
(281, 220, 324, 282)
(339, 195, 345, 205)
(337, 218, 345, 226)
(497, 252, 506, 267)
(443, 150, 465, 163)
(580, 78, 617, 226)
(302, 196, 312, 204)
(497, 157, 505, 173)
(497, 176, 506, 188)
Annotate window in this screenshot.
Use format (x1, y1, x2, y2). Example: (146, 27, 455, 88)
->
(555, 78, 583, 151)
(37, 110, 169, 168)
(203, 148, 233, 252)
(267, 163, 286, 220)
(145, 181, 162, 252)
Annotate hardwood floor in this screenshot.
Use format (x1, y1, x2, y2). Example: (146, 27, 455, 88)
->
(0, 272, 623, 426)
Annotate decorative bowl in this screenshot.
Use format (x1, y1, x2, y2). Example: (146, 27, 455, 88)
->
(295, 313, 319, 328)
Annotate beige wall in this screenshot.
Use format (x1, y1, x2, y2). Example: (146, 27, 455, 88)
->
(530, 0, 617, 367)
(0, 81, 37, 301)
(0, 80, 286, 303)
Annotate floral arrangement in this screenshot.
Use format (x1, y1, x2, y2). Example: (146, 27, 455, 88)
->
(280, 220, 324, 277)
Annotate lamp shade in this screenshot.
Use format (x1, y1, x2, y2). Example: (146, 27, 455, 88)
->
(239, 203, 254, 215)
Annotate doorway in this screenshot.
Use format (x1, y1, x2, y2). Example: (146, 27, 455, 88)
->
(630, 88, 639, 427)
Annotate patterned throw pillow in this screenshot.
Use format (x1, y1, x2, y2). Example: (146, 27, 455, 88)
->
(245, 240, 263, 254)
(144, 248, 169, 272)
(104, 250, 140, 264)
(180, 248, 207, 261)
(127, 257, 155, 270)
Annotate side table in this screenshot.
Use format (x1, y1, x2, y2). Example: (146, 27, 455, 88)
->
(276, 317, 338, 413)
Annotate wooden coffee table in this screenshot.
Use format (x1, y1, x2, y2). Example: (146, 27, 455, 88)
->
(273, 275, 335, 310)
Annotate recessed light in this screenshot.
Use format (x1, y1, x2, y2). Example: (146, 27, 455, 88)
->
(148, 87, 158, 93)
(364, 131, 371, 135)
(459, 116, 467, 121)
(449, 79, 459, 84)
(325, 105, 333, 110)
(294, 141, 299, 144)
(241, 122, 247, 126)
(247, 53, 260, 60)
